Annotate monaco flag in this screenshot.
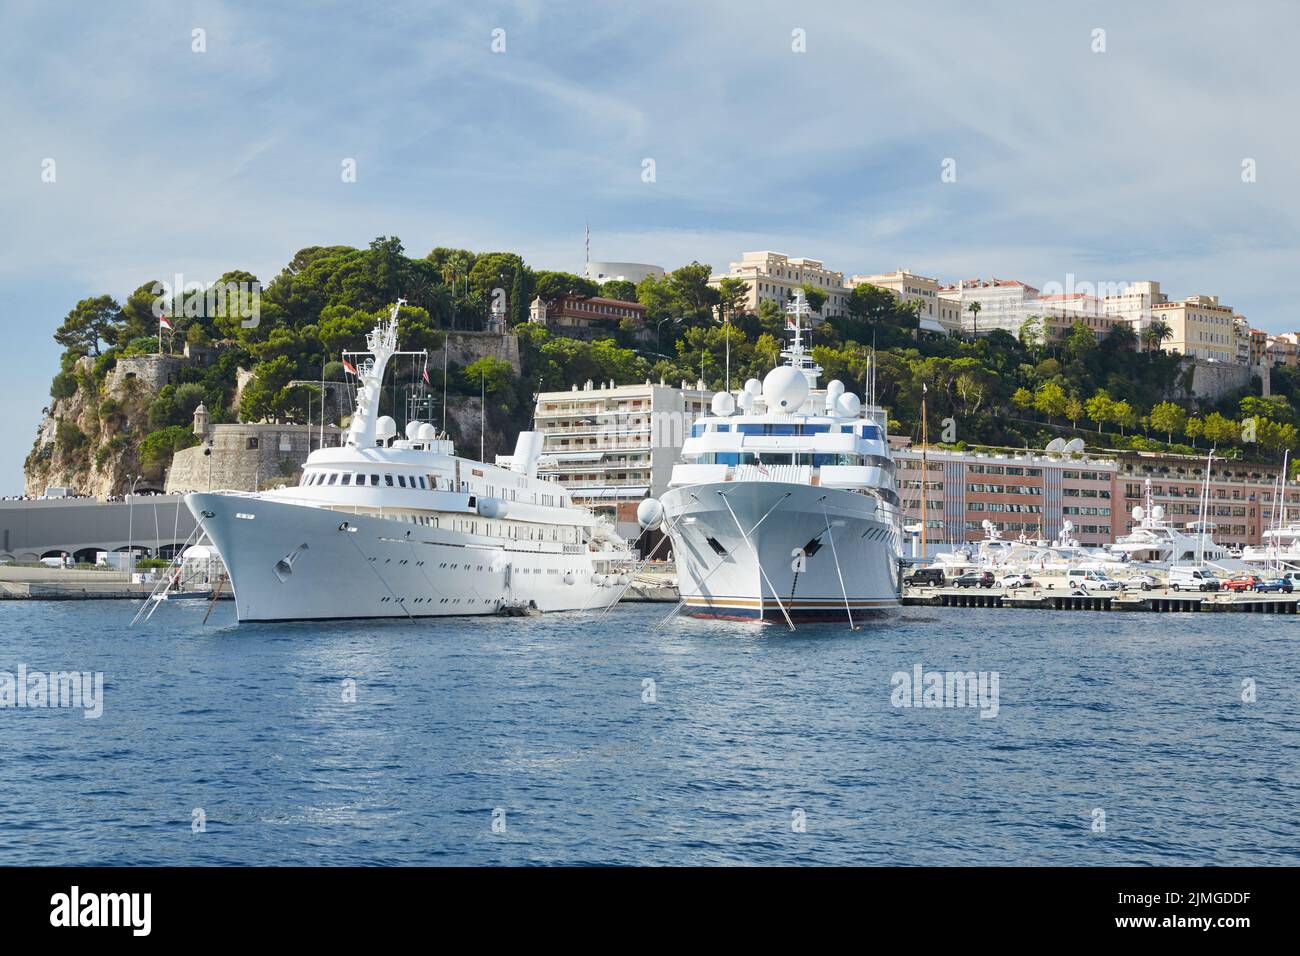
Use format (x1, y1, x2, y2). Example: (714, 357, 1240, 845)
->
(159, 314, 173, 332)
(342, 358, 358, 376)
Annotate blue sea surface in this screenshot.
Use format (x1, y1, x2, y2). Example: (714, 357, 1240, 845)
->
(0, 600, 1296, 865)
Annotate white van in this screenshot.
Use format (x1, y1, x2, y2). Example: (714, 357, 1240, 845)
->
(1066, 568, 1122, 591)
(1168, 566, 1220, 592)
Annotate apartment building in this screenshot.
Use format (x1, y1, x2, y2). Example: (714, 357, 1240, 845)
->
(847, 269, 950, 333)
(939, 278, 1125, 343)
(893, 440, 1292, 553)
(709, 251, 850, 320)
(532, 380, 713, 545)
(892, 442, 1120, 548)
(1116, 451, 1291, 550)
(1102, 279, 1167, 332)
(1152, 294, 1238, 363)
(1267, 333, 1298, 367)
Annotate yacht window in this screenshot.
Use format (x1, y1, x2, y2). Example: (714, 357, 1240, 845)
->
(860, 425, 882, 440)
(417, 476, 426, 489)
(398, 475, 407, 488)
(385, 475, 394, 487)
(327, 473, 338, 485)
(370, 474, 380, 485)
(341, 474, 351, 486)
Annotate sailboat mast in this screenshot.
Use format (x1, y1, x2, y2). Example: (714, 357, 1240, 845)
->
(921, 386, 928, 560)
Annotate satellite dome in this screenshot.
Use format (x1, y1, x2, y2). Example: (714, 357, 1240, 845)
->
(827, 379, 846, 398)
(637, 498, 665, 530)
(405, 420, 422, 440)
(1151, 505, 1165, 521)
(763, 366, 809, 413)
(375, 416, 397, 440)
(711, 392, 736, 417)
(744, 378, 763, 397)
(417, 423, 436, 441)
(736, 389, 754, 411)
(1132, 506, 1145, 522)
(835, 392, 862, 418)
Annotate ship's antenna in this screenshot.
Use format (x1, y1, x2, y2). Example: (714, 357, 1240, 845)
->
(441, 332, 449, 436)
(480, 368, 486, 462)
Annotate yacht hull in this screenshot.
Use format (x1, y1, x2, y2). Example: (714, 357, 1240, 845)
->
(186, 492, 623, 622)
(661, 481, 902, 624)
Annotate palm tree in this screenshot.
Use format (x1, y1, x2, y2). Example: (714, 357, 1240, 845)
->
(967, 301, 981, 340)
(1144, 319, 1173, 354)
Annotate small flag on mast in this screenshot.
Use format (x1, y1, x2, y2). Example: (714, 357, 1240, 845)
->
(159, 314, 173, 332)
(342, 358, 358, 376)
(421, 357, 430, 385)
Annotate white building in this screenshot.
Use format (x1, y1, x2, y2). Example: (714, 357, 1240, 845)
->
(533, 380, 713, 545)
(583, 261, 665, 285)
(847, 269, 951, 333)
(709, 251, 850, 320)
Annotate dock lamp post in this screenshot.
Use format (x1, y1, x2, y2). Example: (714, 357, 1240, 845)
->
(126, 474, 142, 574)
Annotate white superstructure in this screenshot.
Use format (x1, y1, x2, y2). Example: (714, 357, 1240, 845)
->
(186, 301, 633, 622)
(643, 291, 903, 626)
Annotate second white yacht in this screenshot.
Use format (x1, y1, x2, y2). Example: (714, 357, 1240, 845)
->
(641, 291, 903, 626)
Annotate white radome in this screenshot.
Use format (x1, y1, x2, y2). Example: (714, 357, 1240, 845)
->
(737, 390, 754, 411)
(744, 378, 763, 397)
(711, 392, 736, 417)
(835, 392, 862, 418)
(763, 365, 809, 413)
(637, 498, 665, 530)
(376, 416, 397, 440)
(405, 420, 422, 440)
(417, 423, 436, 441)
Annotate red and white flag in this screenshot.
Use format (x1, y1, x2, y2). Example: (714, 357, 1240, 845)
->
(159, 314, 173, 332)
(342, 358, 358, 376)
(421, 359, 430, 385)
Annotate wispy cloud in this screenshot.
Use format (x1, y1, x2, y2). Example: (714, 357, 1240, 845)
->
(1, 0, 1297, 489)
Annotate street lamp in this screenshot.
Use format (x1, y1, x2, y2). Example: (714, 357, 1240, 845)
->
(126, 474, 142, 575)
(656, 316, 680, 356)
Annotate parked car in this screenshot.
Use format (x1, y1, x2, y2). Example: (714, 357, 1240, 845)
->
(1254, 577, 1295, 594)
(1168, 566, 1221, 592)
(1119, 572, 1159, 591)
(999, 573, 1034, 589)
(954, 570, 995, 589)
(1224, 575, 1262, 592)
(1066, 568, 1122, 591)
(904, 567, 946, 588)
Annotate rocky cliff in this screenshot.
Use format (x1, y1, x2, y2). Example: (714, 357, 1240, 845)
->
(24, 355, 156, 497)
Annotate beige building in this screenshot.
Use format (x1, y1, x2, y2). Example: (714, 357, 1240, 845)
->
(1152, 294, 1238, 363)
(710, 251, 850, 320)
(1102, 280, 1167, 333)
(532, 380, 713, 546)
(847, 269, 951, 333)
(1268, 333, 1298, 367)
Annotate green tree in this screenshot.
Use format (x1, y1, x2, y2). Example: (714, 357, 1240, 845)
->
(54, 295, 123, 357)
(461, 357, 514, 396)
(1111, 399, 1137, 435)
(1012, 387, 1035, 412)
(1149, 401, 1188, 443)
(602, 279, 638, 303)
(1064, 397, 1084, 429)
(1034, 381, 1068, 421)
(800, 284, 828, 315)
(1085, 389, 1114, 432)
(1066, 321, 1096, 362)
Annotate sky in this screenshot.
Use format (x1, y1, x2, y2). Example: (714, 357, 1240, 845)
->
(2, 0, 1299, 492)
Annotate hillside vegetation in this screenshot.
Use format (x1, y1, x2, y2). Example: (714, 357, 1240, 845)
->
(26, 237, 1300, 495)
